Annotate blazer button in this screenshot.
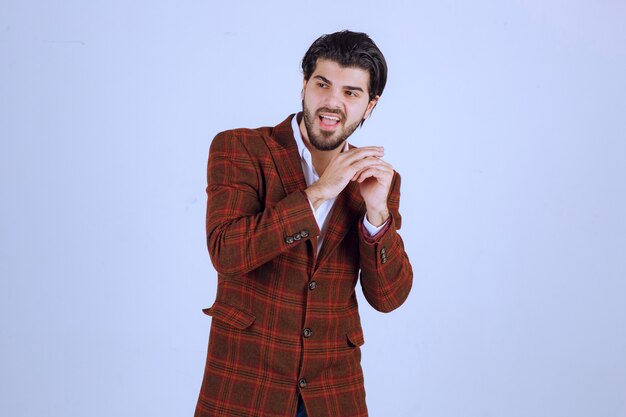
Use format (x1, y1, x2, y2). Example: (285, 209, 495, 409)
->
(293, 232, 302, 241)
(285, 236, 294, 244)
(308, 281, 316, 290)
(303, 328, 313, 338)
(298, 378, 307, 388)
(301, 230, 309, 238)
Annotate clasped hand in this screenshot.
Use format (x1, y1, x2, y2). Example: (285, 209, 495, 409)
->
(305, 146, 393, 227)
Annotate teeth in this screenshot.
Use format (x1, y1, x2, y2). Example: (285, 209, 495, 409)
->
(321, 115, 340, 122)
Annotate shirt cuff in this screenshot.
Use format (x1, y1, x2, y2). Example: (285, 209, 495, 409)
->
(362, 215, 390, 239)
(306, 197, 316, 215)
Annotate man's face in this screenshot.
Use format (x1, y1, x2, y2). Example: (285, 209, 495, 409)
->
(301, 59, 379, 151)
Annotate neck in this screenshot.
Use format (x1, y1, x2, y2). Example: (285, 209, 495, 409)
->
(298, 117, 344, 176)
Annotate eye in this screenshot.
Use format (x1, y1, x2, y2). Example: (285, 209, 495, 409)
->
(317, 82, 328, 88)
(345, 90, 358, 98)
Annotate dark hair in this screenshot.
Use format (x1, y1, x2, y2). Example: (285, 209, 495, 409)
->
(301, 30, 387, 101)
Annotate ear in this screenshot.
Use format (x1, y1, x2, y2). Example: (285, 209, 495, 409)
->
(301, 79, 307, 100)
(363, 95, 380, 120)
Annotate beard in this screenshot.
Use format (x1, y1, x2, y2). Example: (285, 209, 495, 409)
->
(302, 100, 362, 151)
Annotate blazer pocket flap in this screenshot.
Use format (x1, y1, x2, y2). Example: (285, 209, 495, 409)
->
(202, 301, 255, 330)
(346, 327, 365, 347)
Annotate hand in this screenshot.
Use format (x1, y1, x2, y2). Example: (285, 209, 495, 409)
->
(353, 156, 393, 227)
(305, 146, 385, 210)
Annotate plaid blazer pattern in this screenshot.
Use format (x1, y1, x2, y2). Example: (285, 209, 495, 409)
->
(195, 114, 413, 417)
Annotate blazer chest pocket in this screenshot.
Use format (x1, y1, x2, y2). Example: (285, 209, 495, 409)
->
(203, 301, 256, 330)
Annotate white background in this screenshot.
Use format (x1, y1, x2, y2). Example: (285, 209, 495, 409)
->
(1, 1, 625, 416)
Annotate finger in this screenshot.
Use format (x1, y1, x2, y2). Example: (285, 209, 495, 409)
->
(352, 159, 393, 178)
(366, 158, 393, 170)
(356, 169, 379, 183)
(356, 171, 387, 184)
(376, 159, 393, 171)
(349, 157, 386, 179)
(352, 159, 393, 175)
(339, 146, 384, 165)
(355, 166, 394, 183)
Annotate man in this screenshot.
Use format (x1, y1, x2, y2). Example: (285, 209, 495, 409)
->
(195, 30, 413, 417)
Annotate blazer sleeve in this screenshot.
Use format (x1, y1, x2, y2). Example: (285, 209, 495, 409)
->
(205, 131, 320, 276)
(358, 172, 413, 312)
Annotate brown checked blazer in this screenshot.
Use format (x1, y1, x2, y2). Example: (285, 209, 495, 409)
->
(195, 114, 413, 417)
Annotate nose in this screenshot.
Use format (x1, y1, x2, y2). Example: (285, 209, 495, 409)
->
(324, 86, 344, 110)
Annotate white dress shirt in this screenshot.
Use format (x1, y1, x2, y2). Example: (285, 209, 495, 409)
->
(291, 115, 385, 253)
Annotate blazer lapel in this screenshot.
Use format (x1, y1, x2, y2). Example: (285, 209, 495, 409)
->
(315, 180, 364, 268)
(265, 114, 319, 260)
(265, 114, 308, 196)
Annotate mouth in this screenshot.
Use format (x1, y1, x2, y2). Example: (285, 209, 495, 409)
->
(318, 113, 342, 130)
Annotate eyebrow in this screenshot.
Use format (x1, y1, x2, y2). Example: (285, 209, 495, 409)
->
(313, 75, 365, 93)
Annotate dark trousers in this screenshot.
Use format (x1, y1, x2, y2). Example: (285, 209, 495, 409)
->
(296, 395, 307, 417)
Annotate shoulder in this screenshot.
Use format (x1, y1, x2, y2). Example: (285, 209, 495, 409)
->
(211, 126, 269, 147)
(209, 127, 277, 165)
(210, 114, 295, 155)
